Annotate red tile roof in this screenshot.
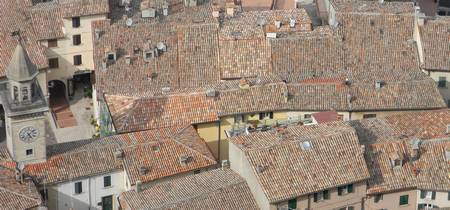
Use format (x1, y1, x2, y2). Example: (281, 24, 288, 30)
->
(0, 168, 42, 210)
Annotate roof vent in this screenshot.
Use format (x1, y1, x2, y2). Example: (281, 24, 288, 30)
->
(345, 78, 351, 86)
(163, 5, 169, 16)
(206, 89, 217, 97)
(256, 17, 266, 27)
(126, 18, 134, 27)
(114, 150, 124, 159)
(275, 20, 282, 29)
(156, 42, 167, 52)
(256, 165, 264, 174)
(161, 87, 171, 92)
(239, 78, 250, 89)
(410, 138, 422, 161)
(138, 166, 148, 175)
(179, 155, 189, 166)
(266, 32, 277, 38)
(375, 81, 384, 89)
(389, 152, 404, 169)
(289, 18, 296, 28)
(299, 140, 312, 150)
(95, 29, 102, 40)
(142, 8, 156, 18)
(125, 55, 131, 65)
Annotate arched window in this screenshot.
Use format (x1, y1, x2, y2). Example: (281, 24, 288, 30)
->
(13, 86, 18, 101)
(22, 87, 28, 101)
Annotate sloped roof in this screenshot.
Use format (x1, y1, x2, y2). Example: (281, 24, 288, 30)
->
(229, 122, 370, 203)
(365, 138, 450, 194)
(119, 168, 259, 210)
(0, 168, 42, 210)
(0, 126, 216, 185)
(420, 16, 450, 71)
(6, 44, 39, 82)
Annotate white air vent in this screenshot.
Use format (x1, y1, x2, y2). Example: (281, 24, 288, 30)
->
(299, 140, 312, 150)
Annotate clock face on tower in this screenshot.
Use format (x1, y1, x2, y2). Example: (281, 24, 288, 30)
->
(19, 126, 39, 143)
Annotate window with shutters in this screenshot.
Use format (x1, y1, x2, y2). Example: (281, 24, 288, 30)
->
(259, 112, 274, 120)
(439, 77, 447, 88)
(74, 182, 82, 194)
(103, 176, 111, 187)
(313, 190, 330, 202)
(48, 39, 57, 47)
(73, 55, 82, 66)
(48, 58, 59, 69)
(399, 195, 409, 205)
(72, 17, 80, 28)
(338, 184, 354, 196)
(287, 199, 297, 210)
(374, 194, 383, 203)
(73, 34, 81, 45)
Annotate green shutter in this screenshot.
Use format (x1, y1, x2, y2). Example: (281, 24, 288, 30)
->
(288, 199, 297, 210)
(347, 184, 354, 193)
(323, 190, 330, 200)
(432, 191, 436, 200)
(399, 195, 409, 205)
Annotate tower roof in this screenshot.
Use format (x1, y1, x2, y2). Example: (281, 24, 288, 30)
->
(6, 44, 39, 82)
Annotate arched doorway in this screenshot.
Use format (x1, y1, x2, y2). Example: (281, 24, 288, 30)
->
(48, 80, 67, 112)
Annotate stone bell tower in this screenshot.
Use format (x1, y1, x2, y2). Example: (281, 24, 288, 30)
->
(2, 43, 51, 164)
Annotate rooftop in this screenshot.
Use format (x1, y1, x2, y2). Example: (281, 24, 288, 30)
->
(119, 168, 259, 209)
(228, 122, 370, 203)
(420, 16, 450, 71)
(0, 126, 216, 185)
(0, 167, 42, 210)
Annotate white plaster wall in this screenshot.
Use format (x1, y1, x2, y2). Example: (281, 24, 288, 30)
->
(51, 171, 124, 210)
(428, 71, 450, 106)
(417, 190, 450, 209)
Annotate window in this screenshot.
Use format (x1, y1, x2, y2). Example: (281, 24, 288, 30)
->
(438, 77, 447, 88)
(21, 87, 28, 101)
(74, 182, 82, 194)
(288, 198, 297, 210)
(448, 192, 450, 200)
(48, 39, 57, 47)
(103, 176, 111, 187)
(422, 191, 437, 200)
(40, 189, 49, 203)
(259, 112, 273, 120)
(72, 17, 80, 28)
(338, 184, 354, 196)
(374, 194, 383, 203)
(26, 149, 33, 156)
(304, 114, 312, 119)
(73, 55, 82, 66)
(73, 34, 81, 45)
(313, 190, 330, 202)
(363, 114, 377, 119)
(107, 53, 116, 61)
(48, 58, 59, 69)
(338, 207, 354, 210)
(194, 170, 201, 174)
(234, 115, 244, 123)
(399, 195, 409, 205)
(13, 86, 18, 101)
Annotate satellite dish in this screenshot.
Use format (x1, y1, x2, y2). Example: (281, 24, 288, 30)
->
(126, 18, 133, 27)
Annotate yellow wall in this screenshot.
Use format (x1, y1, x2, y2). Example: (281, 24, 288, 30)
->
(351, 110, 422, 120)
(196, 122, 220, 159)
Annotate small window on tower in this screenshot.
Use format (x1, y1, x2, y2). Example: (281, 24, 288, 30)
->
(22, 87, 29, 101)
(26, 149, 33, 156)
(13, 86, 18, 101)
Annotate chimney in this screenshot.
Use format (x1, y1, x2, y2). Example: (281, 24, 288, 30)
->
(239, 78, 250, 89)
(125, 55, 131, 65)
(225, 0, 235, 17)
(221, 160, 230, 169)
(179, 155, 189, 166)
(135, 180, 143, 192)
(275, 20, 282, 29)
(163, 5, 169, 16)
(114, 149, 124, 159)
(289, 18, 296, 28)
(410, 138, 422, 161)
(375, 81, 384, 89)
(138, 166, 149, 175)
(95, 29, 102, 40)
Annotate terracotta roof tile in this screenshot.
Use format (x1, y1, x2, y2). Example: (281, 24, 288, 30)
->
(421, 16, 450, 71)
(0, 168, 42, 210)
(119, 168, 259, 210)
(229, 122, 370, 203)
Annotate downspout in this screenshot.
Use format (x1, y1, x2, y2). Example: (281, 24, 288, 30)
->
(218, 120, 221, 161)
(307, 194, 311, 210)
(88, 178, 92, 210)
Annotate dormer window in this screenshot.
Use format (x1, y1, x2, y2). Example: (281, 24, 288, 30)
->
(389, 152, 404, 168)
(394, 159, 402, 167)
